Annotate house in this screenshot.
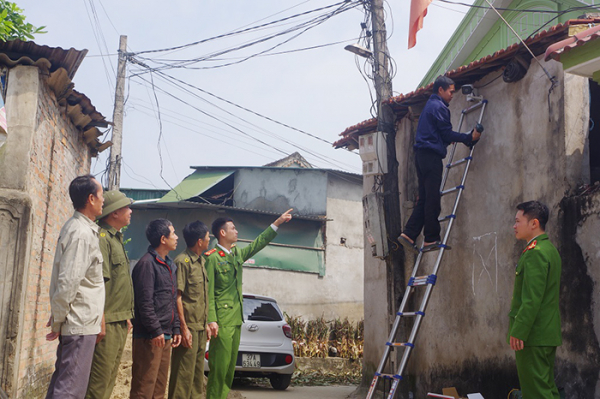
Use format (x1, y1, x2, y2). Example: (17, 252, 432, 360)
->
(127, 153, 365, 322)
(335, 10, 600, 398)
(0, 40, 110, 398)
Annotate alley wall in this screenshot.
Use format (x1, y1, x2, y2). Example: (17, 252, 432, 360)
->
(373, 56, 600, 397)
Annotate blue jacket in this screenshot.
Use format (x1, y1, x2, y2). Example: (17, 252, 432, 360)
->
(132, 246, 180, 338)
(414, 94, 474, 158)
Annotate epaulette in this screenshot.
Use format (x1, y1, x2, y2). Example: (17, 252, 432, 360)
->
(522, 240, 537, 254)
(204, 248, 217, 256)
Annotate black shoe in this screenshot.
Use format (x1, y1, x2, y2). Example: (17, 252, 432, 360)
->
(398, 235, 418, 254)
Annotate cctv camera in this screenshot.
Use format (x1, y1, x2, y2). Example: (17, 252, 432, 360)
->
(462, 84, 474, 95)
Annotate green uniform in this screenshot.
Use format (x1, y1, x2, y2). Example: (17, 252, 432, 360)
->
(508, 233, 562, 399)
(86, 223, 134, 399)
(169, 248, 209, 399)
(205, 226, 277, 399)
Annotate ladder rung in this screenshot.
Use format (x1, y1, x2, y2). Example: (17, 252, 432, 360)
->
(440, 185, 465, 196)
(446, 156, 472, 169)
(421, 243, 451, 253)
(397, 311, 425, 317)
(408, 275, 437, 286)
(375, 372, 403, 380)
(438, 214, 456, 223)
(386, 342, 414, 348)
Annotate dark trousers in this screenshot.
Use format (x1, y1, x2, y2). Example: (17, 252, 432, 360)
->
(403, 149, 443, 243)
(130, 338, 172, 399)
(45, 334, 97, 399)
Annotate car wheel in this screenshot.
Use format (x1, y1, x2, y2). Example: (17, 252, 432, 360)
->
(269, 373, 292, 390)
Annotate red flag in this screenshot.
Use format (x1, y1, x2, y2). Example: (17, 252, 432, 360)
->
(409, 0, 433, 49)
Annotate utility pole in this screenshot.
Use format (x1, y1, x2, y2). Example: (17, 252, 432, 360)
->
(107, 35, 127, 190)
(370, 0, 404, 311)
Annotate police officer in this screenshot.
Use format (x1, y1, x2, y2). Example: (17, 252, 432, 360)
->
(205, 209, 293, 399)
(509, 201, 562, 398)
(86, 190, 134, 399)
(168, 221, 211, 399)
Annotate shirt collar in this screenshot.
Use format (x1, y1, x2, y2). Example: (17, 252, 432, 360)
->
(147, 246, 173, 265)
(217, 243, 231, 255)
(98, 221, 120, 237)
(526, 233, 547, 246)
(431, 93, 449, 107)
(74, 211, 99, 233)
(184, 247, 201, 263)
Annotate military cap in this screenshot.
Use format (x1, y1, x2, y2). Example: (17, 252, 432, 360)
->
(98, 190, 133, 220)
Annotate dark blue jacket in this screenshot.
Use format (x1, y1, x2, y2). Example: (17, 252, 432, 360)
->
(414, 94, 474, 158)
(132, 246, 180, 338)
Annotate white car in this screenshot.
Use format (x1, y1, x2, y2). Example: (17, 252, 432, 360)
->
(205, 293, 295, 390)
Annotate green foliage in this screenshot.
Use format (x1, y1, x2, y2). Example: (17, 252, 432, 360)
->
(0, 1, 45, 41)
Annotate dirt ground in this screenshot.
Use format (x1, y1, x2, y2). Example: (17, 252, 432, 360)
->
(112, 333, 244, 399)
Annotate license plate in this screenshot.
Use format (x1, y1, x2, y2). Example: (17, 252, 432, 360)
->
(242, 353, 261, 368)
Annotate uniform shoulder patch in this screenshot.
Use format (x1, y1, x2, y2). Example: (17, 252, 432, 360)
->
(522, 239, 538, 254)
(204, 248, 217, 256)
(184, 257, 190, 263)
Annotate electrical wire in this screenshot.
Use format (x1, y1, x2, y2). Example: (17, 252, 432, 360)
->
(132, 1, 360, 72)
(132, 1, 360, 56)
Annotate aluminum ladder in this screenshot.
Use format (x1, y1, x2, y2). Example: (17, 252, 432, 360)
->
(366, 98, 488, 399)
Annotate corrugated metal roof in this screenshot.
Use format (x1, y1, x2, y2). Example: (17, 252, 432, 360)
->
(131, 199, 330, 221)
(190, 165, 362, 180)
(334, 19, 600, 149)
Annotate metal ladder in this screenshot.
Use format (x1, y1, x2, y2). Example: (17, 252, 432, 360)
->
(366, 99, 488, 399)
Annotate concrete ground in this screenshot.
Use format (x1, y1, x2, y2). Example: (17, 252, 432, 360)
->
(233, 385, 358, 399)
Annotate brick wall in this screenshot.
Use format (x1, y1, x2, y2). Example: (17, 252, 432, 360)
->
(15, 71, 91, 398)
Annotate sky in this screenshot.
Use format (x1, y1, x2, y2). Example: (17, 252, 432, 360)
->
(17, 0, 475, 189)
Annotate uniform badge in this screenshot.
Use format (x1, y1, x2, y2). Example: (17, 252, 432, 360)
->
(218, 251, 225, 257)
(100, 233, 106, 237)
(185, 258, 190, 263)
(204, 248, 217, 256)
(522, 240, 537, 254)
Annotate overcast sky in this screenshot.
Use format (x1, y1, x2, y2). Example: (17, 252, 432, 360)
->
(18, 0, 474, 189)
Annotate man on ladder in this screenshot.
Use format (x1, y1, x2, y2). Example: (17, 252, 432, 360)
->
(399, 75, 482, 252)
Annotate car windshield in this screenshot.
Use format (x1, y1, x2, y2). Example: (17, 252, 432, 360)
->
(243, 297, 283, 322)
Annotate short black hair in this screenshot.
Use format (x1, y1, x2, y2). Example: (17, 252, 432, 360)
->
(211, 217, 233, 240)
(433, 75, 455, 94)
(146, 219, 173, 249)
(69, 174, 99, 210)
(183, 221, 209, 248)
(516, 201, 549, 231)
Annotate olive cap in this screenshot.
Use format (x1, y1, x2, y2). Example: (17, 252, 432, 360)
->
(98, 190, 133, 220)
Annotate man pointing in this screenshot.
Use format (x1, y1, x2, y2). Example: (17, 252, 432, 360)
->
(205, 209, 293, 399)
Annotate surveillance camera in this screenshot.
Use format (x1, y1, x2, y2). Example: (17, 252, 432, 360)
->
(462, 84, 474, 95)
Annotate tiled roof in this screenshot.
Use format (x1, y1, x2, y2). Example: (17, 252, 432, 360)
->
(544, 23, 600, 62)
(334, 19, 600, 149)
(0, 40, 111, 155)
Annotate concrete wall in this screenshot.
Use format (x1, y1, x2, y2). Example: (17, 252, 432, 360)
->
(0, 65, 92, 398)
(234, 168, 328, 215)
(362, 57, 600, 397)
(243, 172, 363, 321)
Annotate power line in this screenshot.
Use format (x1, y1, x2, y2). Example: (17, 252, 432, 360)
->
(132, 0, 359, 56)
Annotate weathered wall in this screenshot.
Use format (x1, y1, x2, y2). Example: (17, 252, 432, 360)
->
(360, 173, 390, 385)
(234, 168, 328, 215)
(0, 65, 92, 398)
(362, 57, 599, 398)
